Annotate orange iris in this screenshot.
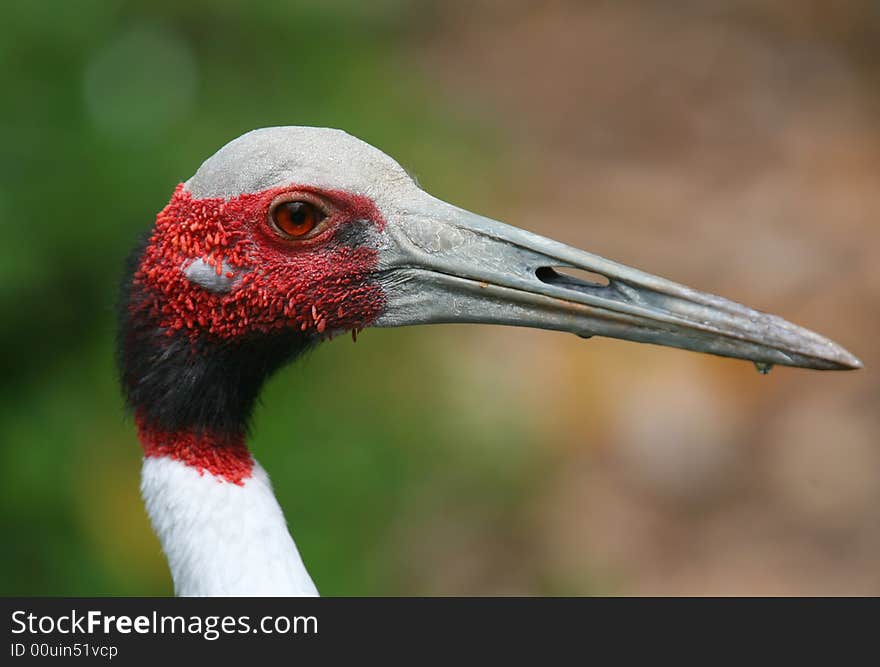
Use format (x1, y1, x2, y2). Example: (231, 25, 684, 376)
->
(272, 201, 324, 238)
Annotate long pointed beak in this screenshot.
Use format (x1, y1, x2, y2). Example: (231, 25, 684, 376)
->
(374, 192, 862, 371)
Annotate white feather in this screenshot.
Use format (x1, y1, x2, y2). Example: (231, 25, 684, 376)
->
(141, 456, 318, 596)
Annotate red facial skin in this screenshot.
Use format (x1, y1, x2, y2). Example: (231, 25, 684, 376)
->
(132, 183, 387, 483)
(134, 183, 386, 340)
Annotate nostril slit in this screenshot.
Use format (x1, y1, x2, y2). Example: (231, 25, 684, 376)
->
(536, 266, 611, 288)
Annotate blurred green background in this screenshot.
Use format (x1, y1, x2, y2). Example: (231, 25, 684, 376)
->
(1, 0, 877, 595)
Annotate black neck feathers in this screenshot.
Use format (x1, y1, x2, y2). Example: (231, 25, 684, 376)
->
(116, 236, 312, 436)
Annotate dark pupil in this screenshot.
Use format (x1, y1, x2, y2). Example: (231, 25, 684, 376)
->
(285, 202, 308, 224)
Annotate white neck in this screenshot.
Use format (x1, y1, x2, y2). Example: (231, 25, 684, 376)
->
(140, 456, 318, 596)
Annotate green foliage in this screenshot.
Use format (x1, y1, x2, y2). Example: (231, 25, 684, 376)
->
(0, 0, 543, 594)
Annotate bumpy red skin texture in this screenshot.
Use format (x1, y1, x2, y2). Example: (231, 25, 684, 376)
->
(136, 415, 253, 485)
(132, 183, 387, 483)
(133, 183, 386, 340)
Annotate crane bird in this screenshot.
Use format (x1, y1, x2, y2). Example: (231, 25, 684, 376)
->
(118, 126, 861, 596)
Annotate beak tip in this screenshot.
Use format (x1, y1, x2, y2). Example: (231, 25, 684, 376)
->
(842, 352, 864, 370)
(814, 342, 863, 371)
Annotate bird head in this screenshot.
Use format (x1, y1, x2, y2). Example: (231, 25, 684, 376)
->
(120, 126, 860, 435)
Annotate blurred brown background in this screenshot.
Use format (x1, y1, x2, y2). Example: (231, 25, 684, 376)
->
(411, 0, 879, 594)
(1, 0, 877, 595)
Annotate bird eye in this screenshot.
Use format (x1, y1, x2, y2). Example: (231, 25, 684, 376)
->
(270, 200, 326, 239)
